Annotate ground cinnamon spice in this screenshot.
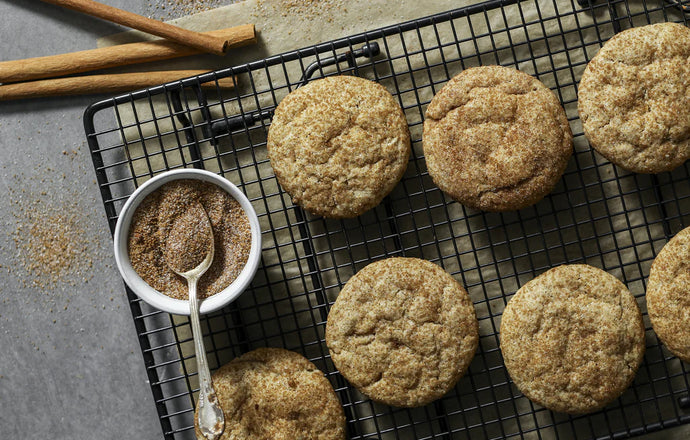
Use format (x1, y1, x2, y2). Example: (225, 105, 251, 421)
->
(164, 201, 214, 274)
(127, 179, 251, 300)
(147, 0, 234, 20)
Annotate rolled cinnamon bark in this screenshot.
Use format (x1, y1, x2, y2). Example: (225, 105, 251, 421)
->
(41, 0, 229, 55)
(0, 71, 236, 101)
(0, 25, 256, 84)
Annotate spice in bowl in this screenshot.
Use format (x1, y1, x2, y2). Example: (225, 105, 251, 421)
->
(127, 179, 251, 300)
(164, 200, 215, 275)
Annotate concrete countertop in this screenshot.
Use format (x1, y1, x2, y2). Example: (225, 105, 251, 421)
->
(0, 1, 688, 440)
(0, 1, 206, 438)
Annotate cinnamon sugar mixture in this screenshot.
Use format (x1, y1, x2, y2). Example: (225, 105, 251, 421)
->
(128, 179, 251, 300)
(164, 202, 214, 274)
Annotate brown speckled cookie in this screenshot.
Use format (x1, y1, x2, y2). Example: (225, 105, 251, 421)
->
(325, 257, 478, 407)
(500, 264, 645, 414)
(647, 226, 690, 362)
(578, 23, 690, 174)
(267, 75, 411, 218)
(422, 65, 572, 212)
(195, 348, 346, 440)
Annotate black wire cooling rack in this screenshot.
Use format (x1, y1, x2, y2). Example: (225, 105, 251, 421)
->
(84, 0, 690, 438)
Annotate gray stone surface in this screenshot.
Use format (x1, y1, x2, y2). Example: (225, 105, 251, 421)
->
(0, 2, 171, 439)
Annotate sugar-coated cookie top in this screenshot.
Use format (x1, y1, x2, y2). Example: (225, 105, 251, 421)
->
(195, 347, 346, 440)
(578, 22, 690, 173)
(326, 257, 478, 407)
(500, 264, 645, 414)
(267, 75, 410, 218)
(423, 65, 572, 211)
(647, 226, 690, 362)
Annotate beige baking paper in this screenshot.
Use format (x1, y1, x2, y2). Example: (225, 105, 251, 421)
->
(100, 1, 690, 438)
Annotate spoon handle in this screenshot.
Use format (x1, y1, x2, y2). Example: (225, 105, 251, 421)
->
(189, 279, 225, 440)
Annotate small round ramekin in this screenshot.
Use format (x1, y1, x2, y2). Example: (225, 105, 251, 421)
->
(113, 169, 261, 315)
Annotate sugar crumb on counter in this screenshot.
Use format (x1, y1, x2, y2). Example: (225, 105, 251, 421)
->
(147, 0, 237, 20)
(255, 0, 349, 33)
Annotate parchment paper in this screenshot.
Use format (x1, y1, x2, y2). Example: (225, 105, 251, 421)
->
(97, 1, 690, 438)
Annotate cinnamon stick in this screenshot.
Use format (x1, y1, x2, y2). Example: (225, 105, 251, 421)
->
(0, 71, 236, 101)
(41, 0, 229, 55)
(0, 24, 256, 84)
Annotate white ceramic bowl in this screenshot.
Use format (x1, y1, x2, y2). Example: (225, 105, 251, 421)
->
(113, 169, 262, 315)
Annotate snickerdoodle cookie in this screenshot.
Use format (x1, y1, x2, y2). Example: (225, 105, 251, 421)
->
(195, 347, 346, 440)
(422, 65, 572, 211)
(500, 264, 645, 414)
(267, 75, 411, 218)
(326, 257, 478, 407)
(647, 226, 690, 362)
(578, 23, 690, 173)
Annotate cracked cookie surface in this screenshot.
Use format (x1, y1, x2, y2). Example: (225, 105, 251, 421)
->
(647, 226, 690, 362)
(500, 264, 645, 414)
(325, 257, 479, 407)
(194, 347, 345, 440)
(422, 65, 572, 211)
(578, 23, 690, 173)
(267, 75, 410, 218)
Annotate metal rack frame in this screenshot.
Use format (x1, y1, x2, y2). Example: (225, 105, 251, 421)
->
(84, 0, 690, 438)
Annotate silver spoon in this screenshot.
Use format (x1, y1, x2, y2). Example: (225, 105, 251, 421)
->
(164, 202, 224, 440)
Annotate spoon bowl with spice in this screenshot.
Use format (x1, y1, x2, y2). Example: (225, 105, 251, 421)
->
(113, 169, 262, 315)
(163, 201, 224, 440)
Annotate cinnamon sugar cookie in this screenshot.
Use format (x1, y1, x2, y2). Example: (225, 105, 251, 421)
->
(195, 348, 346, 440)
(423, 65, 572, 211)
(267, 75, 410, 218)
(500, 264, 645, 414)
(326, 257, 478, 407)
(647, 226, 690, 362)
(578, 23, 690, 173)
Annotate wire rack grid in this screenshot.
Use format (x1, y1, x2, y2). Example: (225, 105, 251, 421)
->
(84, 0, 690, 438)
